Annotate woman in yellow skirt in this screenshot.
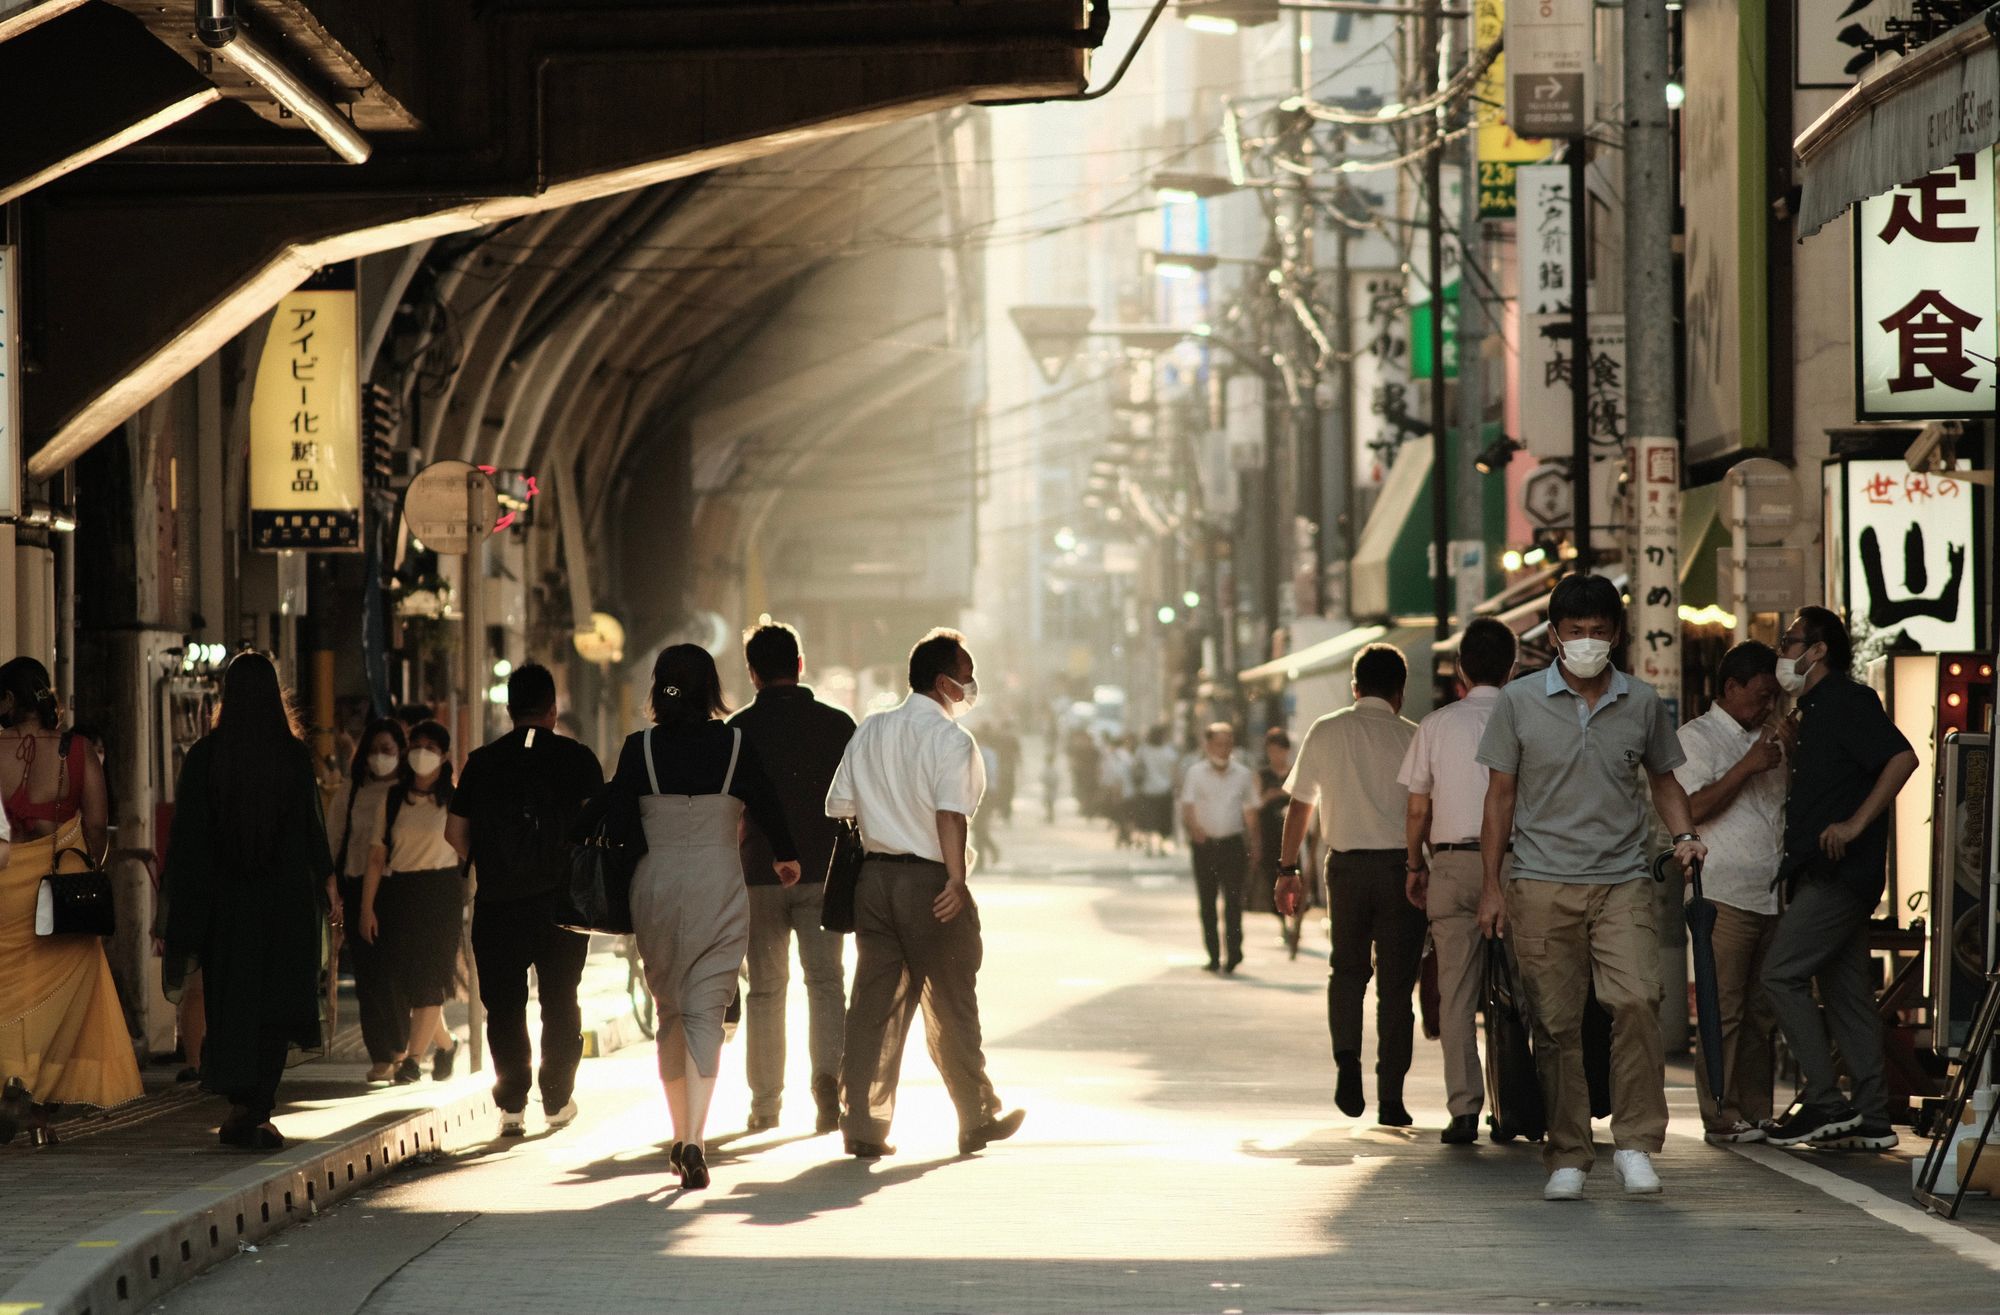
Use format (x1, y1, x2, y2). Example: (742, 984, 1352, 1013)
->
(0, 659, 141, 1143)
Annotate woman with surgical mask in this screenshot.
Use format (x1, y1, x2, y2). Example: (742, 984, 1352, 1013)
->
(327, 719, 409, 1082)
(359, 720, 463, 1084)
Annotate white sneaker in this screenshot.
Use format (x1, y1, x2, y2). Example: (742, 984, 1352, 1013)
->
(1543, 1167, 1587, 1201)
(545, 1099, 579, 1130)
(499, 1110, 526, 1137)
(1613, 1149, 1662, 1194)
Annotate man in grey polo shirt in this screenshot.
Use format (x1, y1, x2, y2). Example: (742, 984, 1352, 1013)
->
(1476, 574, 1706, 1202)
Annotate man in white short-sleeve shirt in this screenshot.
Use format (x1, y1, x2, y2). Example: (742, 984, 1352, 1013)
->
(1274, 643, 1421, 1126)
(1399, 618, 1518, 1145)
(826, 628, 1022, 1160)
(1177, 723, 1262, 973)
(1672, 641, 1786, 1144)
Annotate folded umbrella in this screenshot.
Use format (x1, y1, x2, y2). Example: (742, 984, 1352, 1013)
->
(1684, 857, 1725, 1096)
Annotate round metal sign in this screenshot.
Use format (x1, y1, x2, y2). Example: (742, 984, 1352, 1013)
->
(403, 460, 500, 555)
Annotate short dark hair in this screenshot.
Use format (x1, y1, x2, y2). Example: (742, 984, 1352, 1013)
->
(649, 643, 730, 727)
(1264, 726, 1291, 749)
(1717, 640, 1777, 693)
(1546, 572, 1626, 635)
(743, 622, 802, 684)
(1794, 605, 1855, 678)
(908, 628, 967, 694)
(506, 663, 557, 719)
(1352, 643, 1408, 700)
(1457, 617, 1518, 687)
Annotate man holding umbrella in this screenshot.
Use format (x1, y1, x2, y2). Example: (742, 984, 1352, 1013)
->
(1673, 642, 1786, 1144)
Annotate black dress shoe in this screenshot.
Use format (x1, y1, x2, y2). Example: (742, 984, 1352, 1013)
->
(1202, 960, 1221, 973)
(431, 1043, 457, 1082)
(669, 1141, 684, 1172)
(846, 1139, 896, 1159)
(1441, 1113, 1479, 1144)
(958, 1109, 1026, 1155)
(1223, 957, 1242, 975)
(1334, 1054, 1366, 1117)
(1377, 1100, 1413, 1128)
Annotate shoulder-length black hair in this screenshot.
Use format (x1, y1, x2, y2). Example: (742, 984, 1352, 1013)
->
(402, 719, 455, 810)
(0, 656, 61, 731)
(648, 644, 729, 728)
(348, 718, 407, 784)
(210, 651, 308, 873)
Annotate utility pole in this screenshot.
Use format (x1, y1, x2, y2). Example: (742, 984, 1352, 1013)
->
(1285, 8, 1324, 619)
(1454, 125, 1485, 626)
(1567, 136, 1592, 573)
(1424, 0, 1452, 639)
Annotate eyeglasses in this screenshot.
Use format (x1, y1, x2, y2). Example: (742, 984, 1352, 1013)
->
(1778, 634, 1809, 653)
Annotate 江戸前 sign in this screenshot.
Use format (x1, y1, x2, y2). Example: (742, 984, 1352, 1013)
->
(1854, 151, 1998, 420)
(250, 264, 362, 549)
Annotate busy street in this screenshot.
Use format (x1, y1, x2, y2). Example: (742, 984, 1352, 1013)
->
(2, 2, 2000, 1313)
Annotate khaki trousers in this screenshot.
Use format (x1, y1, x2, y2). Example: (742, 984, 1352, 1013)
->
(1426, 851, 1490, 1117)
(1693, 901, 1779, 1130)
(840, 860, 1001, 1143)
(1506, 876, 1668, 1172)
(745, 882, 847, 1121)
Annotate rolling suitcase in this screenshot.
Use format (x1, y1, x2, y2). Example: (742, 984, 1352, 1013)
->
(1482, 937, 1546, 1143)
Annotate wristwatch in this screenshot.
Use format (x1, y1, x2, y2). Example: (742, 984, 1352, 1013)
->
(1672, 832, 1701, 844)
(1276, 862, 1301, 877)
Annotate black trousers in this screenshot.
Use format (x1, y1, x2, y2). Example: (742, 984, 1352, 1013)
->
(470, 892, 590, 1114)
(1327, 848, 1428, 1088)
(227, 1025, 293, 1123)
(340, 877, 409, 1063)
(1192, 836, 1248, 966)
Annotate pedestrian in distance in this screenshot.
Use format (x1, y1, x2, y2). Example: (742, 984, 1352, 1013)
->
(1474, 573, 1707, 1201)
(619, 643, 801, 1191)
(160, 652, 334, 1150)
(1761, 607, 1916, 1151)
(1673, 641, 1787, 1145)
(1252, 727, 1297, 949)
(973, 741, 1005, 867)
(1101, 733, 1136, 849)
(726, 622, 855, 1136)
(1275, 644, 1422, 1125)
(826, 627, 1024, 1159)
(358, 719, 465, 1085)
(447, 664, 604, 1137)
(1179, 722, 1261, 974)
(1135, 724, 1180, 858)
(327, 718, 409, 1082)
(1399, 618, 1519, 1145)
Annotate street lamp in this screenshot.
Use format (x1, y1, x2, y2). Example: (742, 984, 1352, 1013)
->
(1151, 170, 1240, 203)
(1008, 305, 1099, 384)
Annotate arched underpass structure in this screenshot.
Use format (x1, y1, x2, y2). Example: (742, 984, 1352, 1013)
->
(0, 0, 1103, 1052)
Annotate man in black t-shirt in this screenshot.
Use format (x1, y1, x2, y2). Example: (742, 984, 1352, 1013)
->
(728, 622, 855, 1134)
(447, 664, 604, 1136)
(1762, 608, 1917, 1151)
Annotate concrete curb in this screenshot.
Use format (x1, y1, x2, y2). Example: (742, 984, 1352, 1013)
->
(0, 1087, 498, 1315)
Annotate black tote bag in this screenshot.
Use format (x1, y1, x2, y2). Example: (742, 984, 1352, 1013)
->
(559, 779, 643, 935)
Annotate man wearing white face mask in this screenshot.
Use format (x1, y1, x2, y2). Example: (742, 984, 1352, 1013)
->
(1475, 573, 1706, 1201)
(1761, 606, 1916, 1151)
(827, 628, 1023, 1158)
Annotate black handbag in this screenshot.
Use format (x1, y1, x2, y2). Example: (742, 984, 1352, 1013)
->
(35, 841, 114, 938)
(557, 733, 657, 935)
(819, 819, 865, 934)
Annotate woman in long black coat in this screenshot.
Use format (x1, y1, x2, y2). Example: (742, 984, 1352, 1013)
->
(162, 652, 333, 1150)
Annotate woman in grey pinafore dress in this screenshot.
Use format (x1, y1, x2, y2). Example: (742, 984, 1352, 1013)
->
(614, 644, 800, 1190)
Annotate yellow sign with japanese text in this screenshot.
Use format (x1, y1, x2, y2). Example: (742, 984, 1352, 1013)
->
(1475, 0, 1550, 217)
(249, 264, 362, 550)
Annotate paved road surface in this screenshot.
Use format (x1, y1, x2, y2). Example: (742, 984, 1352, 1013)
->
(151, 829, 2000, 1314)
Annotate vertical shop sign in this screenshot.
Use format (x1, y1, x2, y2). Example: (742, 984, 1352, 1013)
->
(1521, 314, 1625, 458)
(1854, 152, 1998, 420)
(1474, 0, 1549, 218)
(250, 264, 362, 550)
(1505, 0, 1592, 138)
(1632, 435, 1681, 722)
(0, 246, 20, 519)
(1351, 271, 1413, 489)
(1831, 458, 1978, 653)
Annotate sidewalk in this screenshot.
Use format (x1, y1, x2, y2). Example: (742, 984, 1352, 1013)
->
(0, 938, 650, 1315)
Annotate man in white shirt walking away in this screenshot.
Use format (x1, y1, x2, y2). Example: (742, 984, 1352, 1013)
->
(1177, 723, 1262, 974)
(825, 628, 1025, 1159)
(1275, 644, 1422, 1124)
(1399, 619, 1518, 1145)
(1675, 642, 1786, 1144)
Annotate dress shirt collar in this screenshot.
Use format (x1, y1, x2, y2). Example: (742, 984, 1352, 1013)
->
(1542, 663, 1630, 701)
(899, 692, 954, 723)
(1352, 696, 1397, 715)
(1459, 685, 1502, 704)
(1699, 703, 1757, 739)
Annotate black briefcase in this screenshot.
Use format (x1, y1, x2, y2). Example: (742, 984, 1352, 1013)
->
(819, 819, 864, 934)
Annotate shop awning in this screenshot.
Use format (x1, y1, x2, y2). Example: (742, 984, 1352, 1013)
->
(1238, 622, 1437, 689)
(1795, 9, 2000, 238)
(1679, 482, 1729, 610)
